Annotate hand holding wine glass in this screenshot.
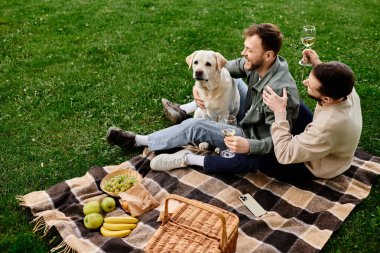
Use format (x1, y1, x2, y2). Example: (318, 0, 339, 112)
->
(220, 115, 237, 158)
(299, 25, 316, 66)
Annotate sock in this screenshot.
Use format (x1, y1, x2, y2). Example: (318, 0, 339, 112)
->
(179, 101, 197, 114)
(185, 153, 205, 167)
(135, 135, 148, 147)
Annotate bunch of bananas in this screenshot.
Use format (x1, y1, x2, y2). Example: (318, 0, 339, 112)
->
(100, 216, 139, 238)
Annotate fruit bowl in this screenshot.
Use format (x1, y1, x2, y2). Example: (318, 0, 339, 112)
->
(100, 169, 142, 197)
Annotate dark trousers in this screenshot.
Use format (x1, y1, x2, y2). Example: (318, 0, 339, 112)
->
(203, 102, 316, 183)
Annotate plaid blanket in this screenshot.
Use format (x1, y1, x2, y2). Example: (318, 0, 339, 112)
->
(18, 148, 380, 253)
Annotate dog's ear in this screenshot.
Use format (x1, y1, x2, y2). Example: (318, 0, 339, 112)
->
(185, 51, 198, 69)
(215, 52, 228, 71)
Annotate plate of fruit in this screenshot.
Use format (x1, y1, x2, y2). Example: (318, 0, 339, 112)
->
(100, 169, 142, 197)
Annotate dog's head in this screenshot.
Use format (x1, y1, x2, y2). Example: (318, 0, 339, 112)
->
(185, 50, 227, 82)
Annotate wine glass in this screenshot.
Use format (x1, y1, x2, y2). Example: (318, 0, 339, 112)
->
(220, 115, 237, 158)
(299, 25, 316, 66)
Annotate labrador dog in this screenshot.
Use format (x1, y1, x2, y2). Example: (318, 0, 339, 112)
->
(186, 50, 240, 122)
(186, 50, 240, 150)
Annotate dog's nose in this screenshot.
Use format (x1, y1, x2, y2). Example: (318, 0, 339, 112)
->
(195, 70, 203, 78)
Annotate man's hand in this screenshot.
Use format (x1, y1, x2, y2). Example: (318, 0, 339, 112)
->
(263, 86, 287, 113)
(224, 136, 250, 154)
(302, 49, 322, 67)
(193, 86, 205, 109)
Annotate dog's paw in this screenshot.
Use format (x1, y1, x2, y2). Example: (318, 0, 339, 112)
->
(214, 147, 220, 154)
(198, 142, 209, 150)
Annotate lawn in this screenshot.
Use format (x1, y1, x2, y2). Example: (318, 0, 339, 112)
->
(0, 0, 379, 252)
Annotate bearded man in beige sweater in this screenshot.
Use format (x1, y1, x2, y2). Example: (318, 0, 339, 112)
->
(263, 49, 362, 179)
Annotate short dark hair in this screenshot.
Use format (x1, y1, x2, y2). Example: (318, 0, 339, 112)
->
(243, 23, 283, 55)
(313, 62, 355, 99)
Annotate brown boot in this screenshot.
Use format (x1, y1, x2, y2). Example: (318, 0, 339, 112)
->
(106, 127, 136, 151)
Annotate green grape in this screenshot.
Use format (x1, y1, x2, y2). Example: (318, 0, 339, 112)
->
(104, 172, 138, 194)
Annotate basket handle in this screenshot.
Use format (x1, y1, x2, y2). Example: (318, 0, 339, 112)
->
(163, 194, 228, 252)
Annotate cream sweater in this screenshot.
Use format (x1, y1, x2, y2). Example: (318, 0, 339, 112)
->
(271, 89, 362, 178)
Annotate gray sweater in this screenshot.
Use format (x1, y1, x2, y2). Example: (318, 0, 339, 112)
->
(226, 56, 300, 155)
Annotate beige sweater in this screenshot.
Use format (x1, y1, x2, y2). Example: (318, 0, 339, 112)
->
(271, 89, 362, 178)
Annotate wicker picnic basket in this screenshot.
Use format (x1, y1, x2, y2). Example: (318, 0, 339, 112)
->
(145, 194, 239, 253)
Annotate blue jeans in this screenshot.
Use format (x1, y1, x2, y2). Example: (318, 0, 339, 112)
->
(148, 78, 247, 151)
(148, 118, 244, 151)
(204, 102, 315, 183)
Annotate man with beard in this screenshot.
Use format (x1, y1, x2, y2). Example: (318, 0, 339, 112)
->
(107, 23, 313, 181)
(262, 49, 362, 178)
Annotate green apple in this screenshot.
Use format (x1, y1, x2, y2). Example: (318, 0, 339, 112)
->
(83, 201, 101, 215)
(101, 197, 116, 213)
(83, 213, 104, 229)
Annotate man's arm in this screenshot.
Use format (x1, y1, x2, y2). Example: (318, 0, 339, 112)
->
(271, 119, 333, 164)
(225, 135, 274, 155)
(192, 85, 205, 109)
(225, 58, 248, 78)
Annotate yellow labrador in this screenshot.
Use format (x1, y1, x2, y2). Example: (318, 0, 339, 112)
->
(186, 50, 240, 122)
(186, 50, 240, 150)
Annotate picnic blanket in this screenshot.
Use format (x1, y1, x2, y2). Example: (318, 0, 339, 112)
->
(18, 147, 380, 253)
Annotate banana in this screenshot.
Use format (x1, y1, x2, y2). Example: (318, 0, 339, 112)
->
(102, 222, 137, 231)
(104, 216, 138, 224)
(100, 226, 131, 238)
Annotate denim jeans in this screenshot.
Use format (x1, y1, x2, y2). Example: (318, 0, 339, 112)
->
(148, 118, 244, 151)
(148, 78, 247, 151)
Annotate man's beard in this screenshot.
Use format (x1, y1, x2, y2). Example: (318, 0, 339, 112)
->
(245, 57, 264, 71)
(308, 94, 322, 102)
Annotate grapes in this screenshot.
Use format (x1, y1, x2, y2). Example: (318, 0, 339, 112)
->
(103, 174, 137, 194)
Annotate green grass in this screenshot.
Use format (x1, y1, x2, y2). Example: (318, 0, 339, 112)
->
(0, 0, 379, 252)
